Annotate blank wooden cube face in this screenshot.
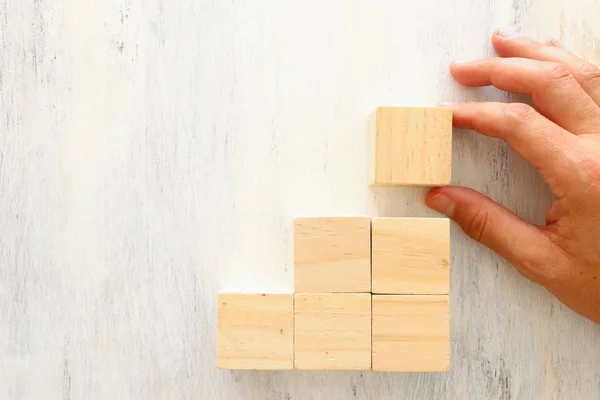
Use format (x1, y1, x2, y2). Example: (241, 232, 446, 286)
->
(294, 217, 371, 293)
(217, 293, 293, 370)
(372, 218, 450, 294)
(370, 107, 452, 186)
(294, 293, 371, 370)
(372, 295, 449, 372)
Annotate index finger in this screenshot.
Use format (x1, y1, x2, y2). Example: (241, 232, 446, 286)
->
(451, 58, 600, 136)
(449, 101, 579, 197)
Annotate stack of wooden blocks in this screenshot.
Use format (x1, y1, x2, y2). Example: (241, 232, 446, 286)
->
(217, 107, 452, 372)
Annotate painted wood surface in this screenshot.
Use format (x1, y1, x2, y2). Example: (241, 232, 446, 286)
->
(2, 0, 600, 399)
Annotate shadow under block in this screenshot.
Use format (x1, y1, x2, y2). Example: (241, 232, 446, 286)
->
(372, 217, 450, 294)
(294, 293, 371, 370)
(217, 293, 293, 370)
(294, 217, 371, 293)
(372, 295, 450, 372)
(369, 107, 452, 186)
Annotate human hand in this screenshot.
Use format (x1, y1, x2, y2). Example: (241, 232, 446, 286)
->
(425, 31, 600, 324)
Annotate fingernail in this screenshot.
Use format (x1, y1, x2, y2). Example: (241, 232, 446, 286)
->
(427, 194, 456, 217)
(496, 29, 521, 39)
(547, 37, 562, 47)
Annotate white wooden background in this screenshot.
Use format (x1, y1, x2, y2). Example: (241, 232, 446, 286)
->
(2, 0, 600, 399)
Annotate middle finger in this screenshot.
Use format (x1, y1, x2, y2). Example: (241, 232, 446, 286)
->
(450, 57, 600, 135)
(491, 32, 600, 107)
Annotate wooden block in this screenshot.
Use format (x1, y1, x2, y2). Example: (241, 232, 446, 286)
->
(217, 293, 293, 370)
(294, 293, 371, 370)
(372, 217, 450, 294)
(369, 107, 452, 186)
(372, 295, 450, 372)
(294, 217, 371, 293)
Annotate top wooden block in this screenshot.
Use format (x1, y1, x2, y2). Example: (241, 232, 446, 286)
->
(369, 107, 452, 186)
(294, 217, 371, 293)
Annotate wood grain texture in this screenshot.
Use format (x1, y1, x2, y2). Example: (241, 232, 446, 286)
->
(3, 0, 600, 398)
(372, 295, 450, 372)
(217, 293, 293, 370)
(372, 217, 450, 294)
(370, 107, 452, 186)
(294, 217, 371, 293)
(294, 293, 371, 370)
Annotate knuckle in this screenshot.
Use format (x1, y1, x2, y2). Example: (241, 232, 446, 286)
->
(575, 62, 600, 85)
(503, 103, 536, 128)
(581, 157, 600, 175)
(464, 209, 490, 243)
(532, 239, 571, 286)
(541, 62, 573, 83)
(516, 259, 545, 282)
(519, 258, 563, 286)
(578, 152, 600, 184)
(516, 235, 567, 286)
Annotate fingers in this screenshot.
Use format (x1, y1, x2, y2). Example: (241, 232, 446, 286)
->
(450, 57, 600, 135)
(492, 31, 600, 106)
(449, 101, 577, 196)
(425, 186, 559, 284)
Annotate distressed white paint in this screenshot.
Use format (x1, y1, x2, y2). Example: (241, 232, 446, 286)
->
(2, 0, 600, 399)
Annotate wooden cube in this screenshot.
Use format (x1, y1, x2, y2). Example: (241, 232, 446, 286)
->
(369, 107, 452, 186)
(294, 293, 371, 370)
(294, 217, 371, 293)
(372, 217, 450, 294)
(217, 293, 293, 370)
(372, 295, 450, 372)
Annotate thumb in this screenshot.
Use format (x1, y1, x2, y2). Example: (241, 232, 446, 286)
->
(425, 186, 555, 283)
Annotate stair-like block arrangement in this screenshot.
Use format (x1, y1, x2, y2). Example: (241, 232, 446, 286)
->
(217, 107, 452, 372)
